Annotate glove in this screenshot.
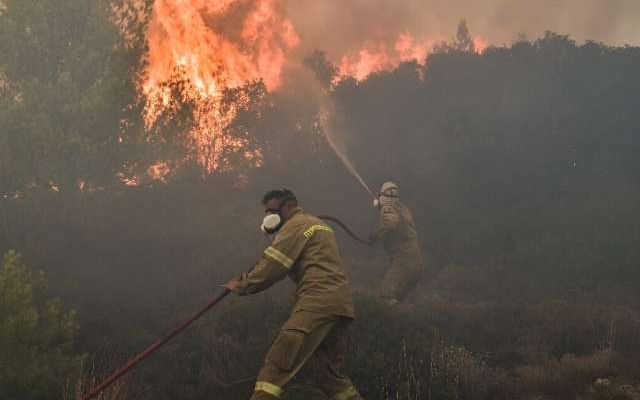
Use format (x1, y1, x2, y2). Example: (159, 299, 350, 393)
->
(224, 277, 241, 291)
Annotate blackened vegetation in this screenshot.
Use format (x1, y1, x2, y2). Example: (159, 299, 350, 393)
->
(1, 3, 640, 399)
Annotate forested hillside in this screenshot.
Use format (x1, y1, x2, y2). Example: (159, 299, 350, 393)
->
(1, 1, 639, 399)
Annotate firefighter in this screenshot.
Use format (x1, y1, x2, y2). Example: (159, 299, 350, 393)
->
(225, 189, 363, 400)
(370, 182, 425, 306)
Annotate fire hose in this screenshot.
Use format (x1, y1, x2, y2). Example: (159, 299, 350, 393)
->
(80, 215, 370, 400)
(79, 288, 231, 400)
(318, 215, 374, 245)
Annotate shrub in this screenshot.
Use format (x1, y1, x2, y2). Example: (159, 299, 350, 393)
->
(0, 250, 84, 400)
(517, 350, 613, 399)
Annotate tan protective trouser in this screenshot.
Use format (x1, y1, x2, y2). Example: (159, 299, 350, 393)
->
(250, 311, 362, 400)
(379, 260, 423, 303)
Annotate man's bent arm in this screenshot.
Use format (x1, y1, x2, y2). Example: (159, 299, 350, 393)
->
(232, 226, 307, 295)
(371, 205, 400, 242)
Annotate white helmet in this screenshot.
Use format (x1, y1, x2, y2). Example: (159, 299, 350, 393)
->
(380, 181, 399, 198)
(373, 181, 399, 208)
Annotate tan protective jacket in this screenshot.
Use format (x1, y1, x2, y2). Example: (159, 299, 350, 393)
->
(234, 208, 355, 318)
(373, 202, 424, 266)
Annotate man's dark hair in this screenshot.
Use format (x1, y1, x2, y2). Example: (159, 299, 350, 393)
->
(262, 189, 298, 206)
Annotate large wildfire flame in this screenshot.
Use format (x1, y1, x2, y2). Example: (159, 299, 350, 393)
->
(144, 0, 299, 99)
(142, 0, 299, 171)
(139, 0, 487, 173)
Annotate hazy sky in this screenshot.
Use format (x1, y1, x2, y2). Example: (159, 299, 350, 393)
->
(285, 0, 640, 57)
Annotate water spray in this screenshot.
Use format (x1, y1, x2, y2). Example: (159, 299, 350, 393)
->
(318, 101, 376, 199)
(323, 126, 375, 198)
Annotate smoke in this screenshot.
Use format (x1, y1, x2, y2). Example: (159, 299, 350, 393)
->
(285, 0, 640, 58)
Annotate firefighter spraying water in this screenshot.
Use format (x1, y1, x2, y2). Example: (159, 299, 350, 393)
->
(319, 101, 425, 305)
(370, 182, 426, 306)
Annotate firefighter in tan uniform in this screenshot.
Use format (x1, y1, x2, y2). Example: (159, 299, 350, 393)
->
(370, 182, 425, 306)
(225, 189, 363, 400)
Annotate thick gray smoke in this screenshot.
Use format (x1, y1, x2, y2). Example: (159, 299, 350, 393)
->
(285, 0, 640, 58)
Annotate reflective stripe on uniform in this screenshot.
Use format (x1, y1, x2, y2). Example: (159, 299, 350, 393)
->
(264, 246, 294, 268)
(334, 385, 359, 400)
(303, 224, 334, 238)
(254, 381, 283, 398)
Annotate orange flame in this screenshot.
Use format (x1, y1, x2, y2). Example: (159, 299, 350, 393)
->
(138, 1, 489, 172)
(336, 34, 436, 82)
(142, 0, 298, 171)
(144, 0, 298, 99)
(473, 37, 488, 54)
(335, 33, 488, 83)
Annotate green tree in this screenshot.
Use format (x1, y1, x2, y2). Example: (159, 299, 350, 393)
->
(0, 250, 83, 399)
(0, 0, 148, 195)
